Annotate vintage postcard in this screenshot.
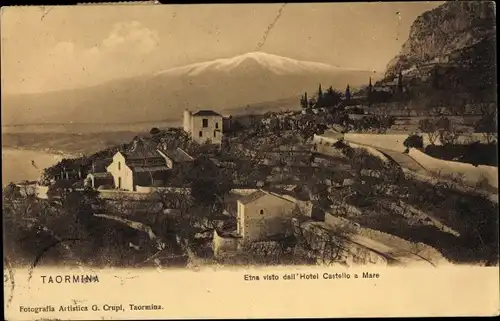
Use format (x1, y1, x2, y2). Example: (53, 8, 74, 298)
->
(2, 1, 499, 320)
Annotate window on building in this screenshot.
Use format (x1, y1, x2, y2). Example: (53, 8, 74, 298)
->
(118, 161, 121, 170)
(198, 131, 203, 137)
(202, 119, 208, 128)
(118, 177, 122, 189)
(215, 122, 219, 129)
(260, 209, 264, 215)
(214, 131, 217, 138)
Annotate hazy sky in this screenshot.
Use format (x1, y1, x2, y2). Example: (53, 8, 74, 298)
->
(1, 2, 443, 94)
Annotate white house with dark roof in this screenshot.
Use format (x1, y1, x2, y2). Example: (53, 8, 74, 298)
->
(183, 109, 223, 145)
(106, 143, 171, 191)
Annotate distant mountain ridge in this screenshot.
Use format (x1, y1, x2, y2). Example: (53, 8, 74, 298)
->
(156, 52, 363, 77)
(2, 52, 380, 126)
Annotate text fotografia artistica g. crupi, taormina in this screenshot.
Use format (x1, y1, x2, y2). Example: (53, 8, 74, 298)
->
(19, 304, 164, 314)
(1, 1, 498, 319)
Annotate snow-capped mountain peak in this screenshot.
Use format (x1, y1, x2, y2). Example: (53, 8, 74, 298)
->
(156, 52, 346, 77)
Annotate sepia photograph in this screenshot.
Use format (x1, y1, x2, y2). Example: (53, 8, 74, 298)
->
(2, 1, 498, 319)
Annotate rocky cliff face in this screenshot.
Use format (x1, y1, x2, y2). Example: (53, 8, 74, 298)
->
(382, 0, 496, 107)
(385, 1, 496, 78)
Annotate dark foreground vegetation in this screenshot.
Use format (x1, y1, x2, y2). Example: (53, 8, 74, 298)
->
(424, 143, 498, 167)
(327, 141, 499, 265)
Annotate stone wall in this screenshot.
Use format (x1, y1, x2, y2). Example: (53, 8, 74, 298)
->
(212, 230, 241, 257)
(408, 148, 498, 189)
(36, 185, 50, 199)
(323, 211, 450, 266)
(135, 185, 191, 194)
(97, 189, 151, 200)
(313, 132, 392, 164)
(344, 133, 494, 153)
(295, 220, 388, 266)
(344, 133, 417, 153)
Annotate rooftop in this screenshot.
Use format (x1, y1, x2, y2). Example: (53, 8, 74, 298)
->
(93, 158, 113, 165)
(237, 189, 298, 205)
(237, 190, 268, 205)
(131, 166, 170, 173)
(122, 141, 164, 160)
(89, 172, 113, 178)
(163, 148, 194, 163)
(92, 159, 113, 172)
(192, 110, 222, 117)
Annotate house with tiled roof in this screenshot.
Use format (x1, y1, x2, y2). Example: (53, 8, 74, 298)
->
(106, 142, 171, 191)
(158, 147, 194, 168)
(236, 189, 300, 243)
(183, 109, 224, 145)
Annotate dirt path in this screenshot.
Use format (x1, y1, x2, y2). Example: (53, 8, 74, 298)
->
(377, 148, 431, 176)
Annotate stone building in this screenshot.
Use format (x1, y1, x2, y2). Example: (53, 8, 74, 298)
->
(183, 109, 224, 145)
(236, 190, 298, 243)
(106, 145, 170, 191)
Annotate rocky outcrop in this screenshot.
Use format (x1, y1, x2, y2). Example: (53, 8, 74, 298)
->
(386, 1, 495, 77)
(383, 1, 496, 103)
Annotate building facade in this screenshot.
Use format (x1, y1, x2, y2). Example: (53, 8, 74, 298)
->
(106, 152, 135, 191)
(236, 190, 298, 243)
(106, 149, 171, 191)
(183, 110, 224, 145)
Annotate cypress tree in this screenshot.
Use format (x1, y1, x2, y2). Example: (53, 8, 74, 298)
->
(397, 70, 403, 93)
(345, 84, 351, 101)
(368, 77, 373, 106)
(300, 92, 309, 109)
(317, 84, 323, 107)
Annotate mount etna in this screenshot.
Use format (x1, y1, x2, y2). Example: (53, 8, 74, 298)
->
(2, 52, 380, 126)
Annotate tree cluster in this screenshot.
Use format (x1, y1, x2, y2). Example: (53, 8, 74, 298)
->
(418, 116, 463, 145)
(403, 134, 424, 149)
(300, 84, 344, 110)
(2, 186, 161, 267)
(474, 104, 498, 144)
(346, 115, 396, 133)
